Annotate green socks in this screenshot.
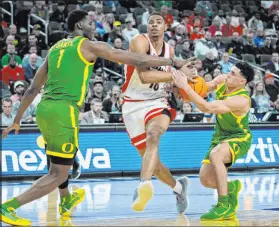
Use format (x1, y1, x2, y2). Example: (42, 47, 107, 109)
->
(218, 195, 229, 207)
(3, 198, 20, 209)
(60, 193, 71, 204)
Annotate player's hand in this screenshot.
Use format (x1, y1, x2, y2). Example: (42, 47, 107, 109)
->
(173, 57, 197, 69)
(179, 63, 198, 83)
(2, 123, 20, 139)
(172, 70, 189, 89)
(213, 74, 228, 85)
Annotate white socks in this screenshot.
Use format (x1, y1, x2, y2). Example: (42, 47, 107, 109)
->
(173, 180, 183, 194)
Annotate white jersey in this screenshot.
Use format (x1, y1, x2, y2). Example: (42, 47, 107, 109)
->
(122, 34, 172, 101)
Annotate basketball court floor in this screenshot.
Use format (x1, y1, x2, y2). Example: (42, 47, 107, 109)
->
(1, 169, 279, 226)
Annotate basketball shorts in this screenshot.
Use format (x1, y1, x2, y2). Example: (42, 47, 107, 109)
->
(36, 100, 79, 165)
(202, 134, 252, 168)
(122, 97, 176, 150)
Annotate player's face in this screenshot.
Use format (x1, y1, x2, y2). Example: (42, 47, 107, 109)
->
(82, 16, 94, 40)
(148, 15, 166, 39)
(225, 66, 246, 87)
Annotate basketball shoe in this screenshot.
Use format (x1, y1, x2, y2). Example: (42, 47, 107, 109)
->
(132, 181, 154, 212)
(200, 202, 235, 221)
(59, 188, 85, 216)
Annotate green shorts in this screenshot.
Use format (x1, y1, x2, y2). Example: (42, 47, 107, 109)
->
(202, 134, 252, 168)
(36, 100, 79, 163)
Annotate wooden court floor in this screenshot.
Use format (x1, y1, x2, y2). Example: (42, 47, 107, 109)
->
(2, 170, 279, 226)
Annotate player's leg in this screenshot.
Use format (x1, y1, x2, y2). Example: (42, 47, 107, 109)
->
(137, 147, 189, 213)
(200, 142, 235, 221)
(0, 160, 71, 226)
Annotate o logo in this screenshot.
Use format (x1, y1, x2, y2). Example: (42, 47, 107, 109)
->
(62, 143, 74, 153)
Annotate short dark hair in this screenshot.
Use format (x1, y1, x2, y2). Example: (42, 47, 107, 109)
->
(148, 12, 165, 22)
(2, 98, 12, 105)
(67, 10, 88, 32)
(235, 62, 254, 84)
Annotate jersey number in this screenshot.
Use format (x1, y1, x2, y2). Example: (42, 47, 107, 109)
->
(149, 83, 159, 91)
(57, 49, 65, 68)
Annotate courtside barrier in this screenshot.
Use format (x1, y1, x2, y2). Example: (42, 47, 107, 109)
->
(1, 123, 278, 178)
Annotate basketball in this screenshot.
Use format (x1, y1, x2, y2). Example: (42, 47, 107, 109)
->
(179, 76, 208, 102)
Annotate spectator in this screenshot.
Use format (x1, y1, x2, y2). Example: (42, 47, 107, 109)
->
(213, 31, 226, 54)
(194, 31, 218, 60)
(91, 21, 103, 41)
(31, 24, 48, 50)
(22, 46, 44, 68)
(167, 39, 176, 49)
(92, 81, 106, 101)
(177, 39, 195, 59)
(2, 35, 17, 56)
(6, 24, 21, 47)
(252, 81, 271, 117)
(30, 1, 49, 27)
(172, 23, 187, 44)
(266, 52, 279, 73)
(175, 101, 193, 122)
(195, 1, 212, 18)
(274, 96, 279, 112)
(254, 29, 265, 48)
(142, 6, 155, 26)
(20, 34, 42, 58)
(204, 73, 213, 82)
(188, 9, 204, 27)
(88, 11, 106, 38)
(213, 65, 222, 78)
(161, 4, 174, 28)
(102, 13, 115, 33)
(190, 26, 204, 41)
(259, 36, 276, 55)
(103, 0, 120, 12)
(226, 32, 245, 59)
(248, 11, 264, 31)
(234, 15, 248, 36)
(23, 53, 40, 83)
(1, 98, 15, 126)
(268, 0, 279, 16)
(50, 1, 68, 24)
(12, 98, 36, 124)
(102, 85, 122, 113)
(202, 52, 217, 73)
(264, 73, 279, 102)
(123, 19, 139, 43)
(244, 32, 259, 57)
(95, 4, 105, 23)
(208, 19, 221, 37)
(1, 56, 25, 87)
(80, 99, 108, 124)
(221, 15, 234, 37)
(231, 10, 239, 27)
(213, 10, 226, 26)
(218, 52, 233, 74)
(10, 81, 25, 104)
(103, 21, 124, 43)
(1, 44, 22, 67)
(267, 14, 279, 31)
(181, 13, 193, 35)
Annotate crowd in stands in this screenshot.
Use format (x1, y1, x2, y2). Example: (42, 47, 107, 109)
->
(1, 0, 279, 126)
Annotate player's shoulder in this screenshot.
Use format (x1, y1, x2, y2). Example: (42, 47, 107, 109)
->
(130, 34, 149, 52)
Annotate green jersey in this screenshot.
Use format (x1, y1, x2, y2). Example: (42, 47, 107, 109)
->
(214, 83, 251, 140)
(42, 36, 94, 108)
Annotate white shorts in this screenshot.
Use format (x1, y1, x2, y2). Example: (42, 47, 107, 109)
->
(122, 97, 176, 150)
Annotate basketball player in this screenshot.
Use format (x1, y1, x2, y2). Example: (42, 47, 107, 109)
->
(172, 62, 254, 220)
(122, 12, 197, 213)
(1, 10, 190, 226)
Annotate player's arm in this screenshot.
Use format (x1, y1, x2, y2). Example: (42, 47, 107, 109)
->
(132, 35, 174, 84)
(88, 38, 187, 70)
(206, 74, 228, 92)
(13, 58, 48, 124)
(172, 70, 249, 114)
